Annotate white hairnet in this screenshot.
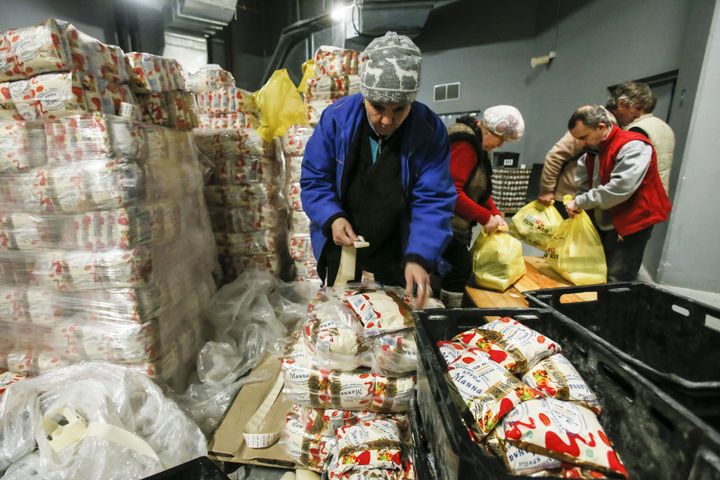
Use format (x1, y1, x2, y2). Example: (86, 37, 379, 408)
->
(482, 105, 525, 141)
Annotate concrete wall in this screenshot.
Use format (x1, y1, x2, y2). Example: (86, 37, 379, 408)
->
(415, 0, 691, 164)
(642, 0, 717, 281)
(418, 39, 534, 156)
(656, 0, 720, 291)
(0, 0, 118, 42)
(0, 0, 167, 53)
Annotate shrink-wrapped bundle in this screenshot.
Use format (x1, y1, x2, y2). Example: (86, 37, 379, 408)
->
(0, 112, 217, 390)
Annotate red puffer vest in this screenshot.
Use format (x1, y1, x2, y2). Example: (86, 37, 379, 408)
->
(585, 126, 671, 236)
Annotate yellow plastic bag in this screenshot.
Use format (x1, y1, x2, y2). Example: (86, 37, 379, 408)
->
(545, 211, 607, 285)
(254, 69, 307, 142)
(297, 59, 315, 94)
(509, 200, 563, 250)
(472, 231, 527, 291)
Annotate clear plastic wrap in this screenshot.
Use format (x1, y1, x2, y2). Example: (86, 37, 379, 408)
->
(187, 64, 236, 93)
(282, 406, 380, 471)
(2, 71, 136, 121)
(0, 113, 218, 392)
(0, 370, 26, 396)
(289, 231, 313, 261)
(294, 259, 320, 283)
(301, 289, 418, 376)
(0, 362, 207, 479)
(212, 156, 281, 186)
(174, 271, 317, 435)
(281, 125, 314, 157)
(196, 121, 291, 282)
(306, 99, 334, 127)
(0, 19, 128, 84)
(194, 128, 272, 158)
(198, 112, 259, 130)
(285, 155, 303, 184)
(287, 182, 303, 211)
(313, 46, 361, 76)
(194, 86, 256, 115)
(215, 229, 284, 255)
(209, 203, 284, 233)
(218, 253, 287, 278)
(290, 209, 311, 231)
(332, 285, 415, 336)
(326, 418, 406, 478)
(137, 91, 198, 131)
(305, 75, 361, 103)
(125, 52, 186, 93)
(204, 184, 275, 208)
(372, 330, 418, 377)
(0, 200, 181, 251)
(282, 332, 415, 413)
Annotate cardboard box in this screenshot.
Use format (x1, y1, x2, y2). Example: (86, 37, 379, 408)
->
(208, 355, 298, 470)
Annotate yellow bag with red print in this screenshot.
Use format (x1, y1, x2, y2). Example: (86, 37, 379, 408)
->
(509, 200, 563, 250)
(544, 209, 606, 285)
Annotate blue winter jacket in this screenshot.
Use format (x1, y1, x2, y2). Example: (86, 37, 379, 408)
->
(300, 93, 456, 272)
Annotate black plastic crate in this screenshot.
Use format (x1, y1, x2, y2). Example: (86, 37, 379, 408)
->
(143, 457, 230, 480)
(415, 307, 720, 480)
(410, 395, 438, 480)
(524, 282, 720, 425)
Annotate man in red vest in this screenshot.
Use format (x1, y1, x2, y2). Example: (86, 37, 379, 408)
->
(565, 105, 672, 282)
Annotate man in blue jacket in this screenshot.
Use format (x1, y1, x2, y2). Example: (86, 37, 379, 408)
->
(300, 32, 455, 306)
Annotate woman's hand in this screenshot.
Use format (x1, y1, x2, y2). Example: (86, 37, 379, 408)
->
(483, 215, 502, 234)
(331, 217, 358, 246)
(404, 262, 430, 308)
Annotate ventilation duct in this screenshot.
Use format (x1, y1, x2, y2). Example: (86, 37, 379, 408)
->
(166, 0, 238, 35)
(262, 0, 460, 83)
(344, 0, 436, 40)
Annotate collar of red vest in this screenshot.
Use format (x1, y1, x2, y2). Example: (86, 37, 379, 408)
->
(599, 124, 620, 150)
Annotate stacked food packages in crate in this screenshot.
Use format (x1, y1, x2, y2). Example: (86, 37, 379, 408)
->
(190, 65, 291, 282)
(280, 285, 443, 477)
(491, 166, 531, 213)
(280, 47, 362, 283)
(0, 19, 216, 391)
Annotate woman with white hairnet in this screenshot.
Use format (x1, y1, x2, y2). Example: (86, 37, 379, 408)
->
(440, 105, 525, 307)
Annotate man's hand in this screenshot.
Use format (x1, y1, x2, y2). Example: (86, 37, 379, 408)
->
(538, 192, 555, 206)
(494, 215, 507, 230)
(483, 215, 502, 234)
(331, 217, 358, 246)
(404, 262, 430, 308)
(565, 199, 582, 218)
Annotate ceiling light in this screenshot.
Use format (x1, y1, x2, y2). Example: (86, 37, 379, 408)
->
(331, 5, 347, 22)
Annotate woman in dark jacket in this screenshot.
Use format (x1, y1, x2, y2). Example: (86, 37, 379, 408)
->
(440, 106, 525, 306)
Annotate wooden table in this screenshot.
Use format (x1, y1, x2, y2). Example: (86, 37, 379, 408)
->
(465, 256, 597, 308)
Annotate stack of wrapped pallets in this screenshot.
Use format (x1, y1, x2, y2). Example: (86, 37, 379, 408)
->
(190, 65, 291, 282)
(0, 19, 216, 391)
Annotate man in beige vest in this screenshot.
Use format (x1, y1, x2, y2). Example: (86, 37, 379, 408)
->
(606, 81, 675, 193)
(537, 131, 584, 217)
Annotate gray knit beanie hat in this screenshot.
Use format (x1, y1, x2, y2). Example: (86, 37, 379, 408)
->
(360, 31, 422, 104)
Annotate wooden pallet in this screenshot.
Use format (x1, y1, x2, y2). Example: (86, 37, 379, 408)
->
(465, 256, 597, 308)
